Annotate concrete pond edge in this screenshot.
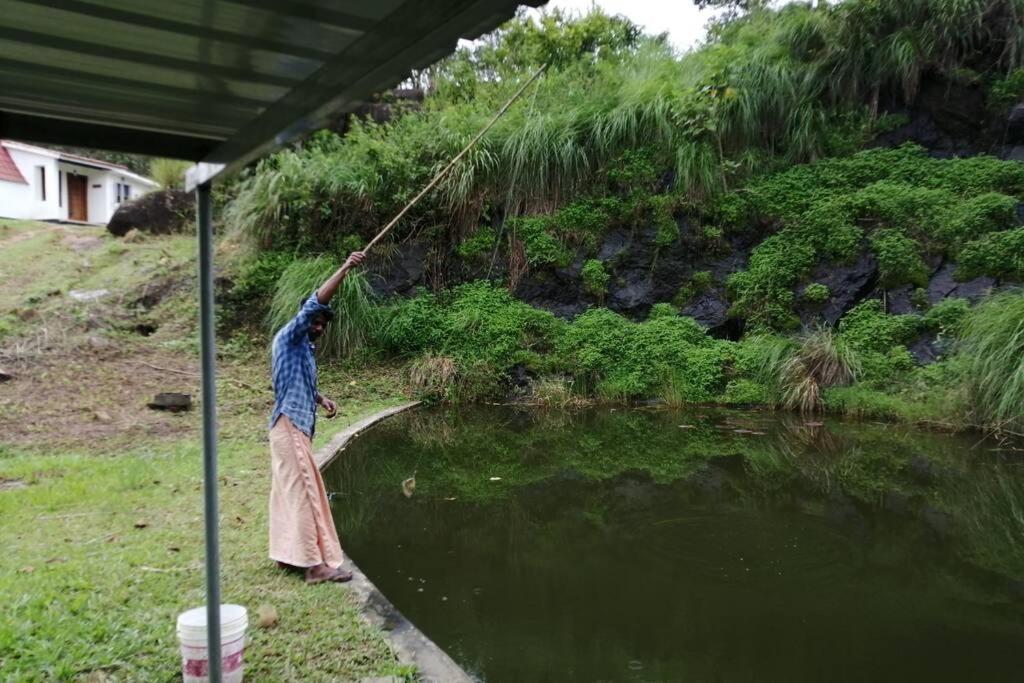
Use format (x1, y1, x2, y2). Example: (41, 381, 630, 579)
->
(314, 401, 475, 683)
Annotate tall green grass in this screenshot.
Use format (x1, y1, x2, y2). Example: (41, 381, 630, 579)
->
(758, 327, 860, 413)
(959, 291, 1024, 433)
(267, 257, 377, 359)
(229, 1, 1024, 253)
(147, 158, 191, 189)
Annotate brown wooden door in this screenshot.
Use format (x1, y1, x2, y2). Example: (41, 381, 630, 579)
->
(67, 175, 87, 221)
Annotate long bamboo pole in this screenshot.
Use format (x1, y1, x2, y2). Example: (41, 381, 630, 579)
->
(362, 63, 547, 253)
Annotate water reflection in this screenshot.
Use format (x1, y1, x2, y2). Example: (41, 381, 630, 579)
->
(325, 406, 1024, 682)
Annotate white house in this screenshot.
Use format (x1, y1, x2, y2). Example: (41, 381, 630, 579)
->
(0, 140, 159, 224)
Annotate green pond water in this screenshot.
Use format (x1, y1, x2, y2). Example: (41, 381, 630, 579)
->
(323, 406, 1024, 682)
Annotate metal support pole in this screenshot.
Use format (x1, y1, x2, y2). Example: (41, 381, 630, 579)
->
(197, 182, 222, 683)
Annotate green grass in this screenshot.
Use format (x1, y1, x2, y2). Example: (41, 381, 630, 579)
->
(0, 403, 413, 682)
(268, 257, 377, 360)
(959, 291, 1024, 433)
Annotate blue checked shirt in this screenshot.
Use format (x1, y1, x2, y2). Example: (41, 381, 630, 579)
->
(269, 292, 331, 438)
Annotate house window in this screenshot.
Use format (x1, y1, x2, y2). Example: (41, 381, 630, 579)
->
(116, 182, 121, 203)
(124, 184, 131, 201)
(58, 171, 63, 207)
(36, 166, 45, 201)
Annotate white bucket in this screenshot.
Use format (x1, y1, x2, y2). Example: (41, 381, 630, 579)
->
(176, 604, 248, 683)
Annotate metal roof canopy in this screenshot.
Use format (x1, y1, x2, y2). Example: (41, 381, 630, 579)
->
(0, 1, 538, 680)
(1, 0, 538, 185)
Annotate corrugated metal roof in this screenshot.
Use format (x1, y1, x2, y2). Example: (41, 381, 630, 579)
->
(0, 142, 27, 183)
(0, 0, 541, 184)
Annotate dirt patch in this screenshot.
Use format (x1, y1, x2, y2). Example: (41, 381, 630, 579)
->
(62, 235, 103, 253)
(0, 478, 27, 492)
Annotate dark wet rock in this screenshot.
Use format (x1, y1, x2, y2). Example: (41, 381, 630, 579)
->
(909, 334, 943, 365)
(148, 392, 192, 412)
(608, 273, 655, 315)
(799, 252, 878, 325)
(1003, 145, 1024, 162)
(367, 238, 430, 297)
(506, 364, 533, 390)
(0, 368, 13, 382)
(926, 263, 995, 304)
(1006, 103, 1024, 144)
(107, 189, 194, 237)
(515, 261, 588, 319)
(884, 285, 918, 315)
(679, 289, 730, 329)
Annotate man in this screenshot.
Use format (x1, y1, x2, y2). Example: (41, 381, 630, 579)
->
(268, 250, 366, 584)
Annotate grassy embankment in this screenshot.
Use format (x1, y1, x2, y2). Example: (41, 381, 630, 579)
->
(0, 220, 412, 681)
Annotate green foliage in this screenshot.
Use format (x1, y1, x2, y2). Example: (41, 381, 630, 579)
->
(510, 216, 572, 267)
(957, 228, 1024, 281)
(648, 302, 678, 319)
(802, 283, 830, 303)
(923, 298, 970, 337)
(456, 227, 497, 260)
(870, 228, 929, 288)
(674, 270, 714, 307)
(268, 257, 377, 359)
(989, 68, 1024, 111)
(377, 282, 563, 398)
(839, 299, 920, 353)
(958, 292, 1024, 432)
(755, 327, 860, 412)
(726, 146, 1024, 328)
(557, 308, 731, 401)
(581, 259, 610, 299)
(148, 158, 191, 189)
(231, 2, 1024, 256)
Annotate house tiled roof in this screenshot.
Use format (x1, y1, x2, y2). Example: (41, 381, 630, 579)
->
(0, 143, 26, 184)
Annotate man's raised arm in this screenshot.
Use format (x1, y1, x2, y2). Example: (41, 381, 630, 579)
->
(316, 251, 367, 305)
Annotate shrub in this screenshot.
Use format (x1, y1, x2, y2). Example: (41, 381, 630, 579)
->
(510, 216, 572, 267)
(838, 300, 920, 353)
(557, 308, 730, 401)
(989, 68, 1024, 111)
(923, 298, 970, 337)
(958, 292, 1024, 432)
(456, 227, 497, 260)
(581, 259, 610, 299)
(942, 193, 1019, 244)
(802, 283, 830, 303)
(957, 228, 1024, 281)
(870, 228, 929, 288)
(648, 302, 678, 319)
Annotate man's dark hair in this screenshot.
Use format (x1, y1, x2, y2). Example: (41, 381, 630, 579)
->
(300, 297, 334, 322)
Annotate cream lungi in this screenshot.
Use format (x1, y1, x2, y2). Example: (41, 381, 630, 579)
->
(268, 414, 344, 568)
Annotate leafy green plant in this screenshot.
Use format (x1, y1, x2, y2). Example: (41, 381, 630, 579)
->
(802, 283, 830, 303)
(957, 228, 1024, 281)
(581, 259, 610, 299)
(870, 228, 929, 288)
(923, 298, 970, 337)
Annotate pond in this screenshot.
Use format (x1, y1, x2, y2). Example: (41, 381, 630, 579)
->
(323, 406, 1024, 682)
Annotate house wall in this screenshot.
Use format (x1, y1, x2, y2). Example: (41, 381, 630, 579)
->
(0, 148, 60, 220)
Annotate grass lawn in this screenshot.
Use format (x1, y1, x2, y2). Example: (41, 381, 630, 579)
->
(0, 222, 416, 681)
